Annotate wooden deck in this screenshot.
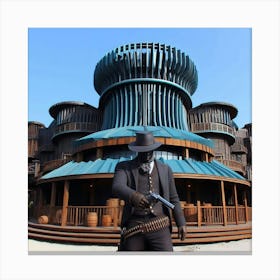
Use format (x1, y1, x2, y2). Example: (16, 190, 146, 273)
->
(28, 221, 252, 245)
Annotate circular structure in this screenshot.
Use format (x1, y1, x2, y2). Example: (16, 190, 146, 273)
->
(94, 43, 198, 130)
(29, 42, 252, 245)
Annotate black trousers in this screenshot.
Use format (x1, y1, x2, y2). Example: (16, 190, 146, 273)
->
(122, 226, 173, 251)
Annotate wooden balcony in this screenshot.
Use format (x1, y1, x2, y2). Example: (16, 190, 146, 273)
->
(191, 122, 234, 137)
(216, 159, 246, 175)
(52, 122, 99, 138)
(231, 143, 248, 154)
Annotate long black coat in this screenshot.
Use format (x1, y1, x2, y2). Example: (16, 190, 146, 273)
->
(112, 159, 186, 231)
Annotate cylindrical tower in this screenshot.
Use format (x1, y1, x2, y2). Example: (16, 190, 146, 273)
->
(188, 102, 248, 175)
(94, 43, 198, 130)
(49, 101, 101, 159)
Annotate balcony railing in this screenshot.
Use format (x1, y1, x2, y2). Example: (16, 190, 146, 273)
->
(216, 159, 246, 175)
(230, 143, 248, 154)
(53, 122, 99, 137)
(190, 122, 234, 136)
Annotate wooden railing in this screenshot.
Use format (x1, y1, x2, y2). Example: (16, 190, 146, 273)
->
(216, 159, 246, 174)
(54, 122, 99, 137)
(67, 206, 121, 227)
(181, 205, 252, 226)
(34, 205, 252, 227)
(190, 122, 234, 136)
(230, 143, 248, 154)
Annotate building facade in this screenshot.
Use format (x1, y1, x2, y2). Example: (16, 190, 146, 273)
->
(28, 43, 252, 245)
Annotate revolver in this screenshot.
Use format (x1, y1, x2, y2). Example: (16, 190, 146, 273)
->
(147, 192, 175, 210)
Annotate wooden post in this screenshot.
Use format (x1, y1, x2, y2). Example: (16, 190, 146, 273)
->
(184, 148, 189, 159)
(221, 181, 227, 226)
(197, 200, 202, 227)
(96, 148, 103, 159)
(76, 152, 83, 162)
(61, 180, 69, 226)
(113, 207, 118, 228)
(244, 190, 249, 223)
(186, 184, 191, 204)
(49, 182, 57, 223)
(233, 184, 239, 225)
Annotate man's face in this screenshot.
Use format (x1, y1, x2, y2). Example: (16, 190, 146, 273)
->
(138, 151, 154, 163)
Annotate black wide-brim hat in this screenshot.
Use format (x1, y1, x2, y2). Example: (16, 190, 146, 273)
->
(128, 131, 162, 152)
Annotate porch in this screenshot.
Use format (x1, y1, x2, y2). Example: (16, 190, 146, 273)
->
(33, 203, 252, 228)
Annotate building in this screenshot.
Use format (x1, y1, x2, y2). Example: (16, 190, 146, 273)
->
(28, 43, 252, 245)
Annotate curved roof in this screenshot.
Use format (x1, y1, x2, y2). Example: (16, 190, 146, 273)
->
(49, 101, 98, 118)
(94, 42, 198, 97)
(193, 101, 238, 119)
(75, 126, 214, 148)
(28, 121, 46, 128)
(40, 158, 247, 182)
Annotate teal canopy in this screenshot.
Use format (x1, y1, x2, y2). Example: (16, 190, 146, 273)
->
(75, 125, 214, 148)
(41, 158, 245, 181)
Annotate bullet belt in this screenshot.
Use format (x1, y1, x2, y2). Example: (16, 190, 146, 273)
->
(122, 216, 170, 240)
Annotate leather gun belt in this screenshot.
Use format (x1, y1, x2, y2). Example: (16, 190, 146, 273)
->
(122, 216, 169, 240)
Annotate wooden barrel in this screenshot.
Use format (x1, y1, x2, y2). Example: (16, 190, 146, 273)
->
(184, 203, 197, 222)
(87, 212, 98, 227)
(38, 215, 48, 224)
(106, 198, 119, 215)
(102, 214, 112, 227)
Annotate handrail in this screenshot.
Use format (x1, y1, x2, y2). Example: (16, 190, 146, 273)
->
(34, 205, 252, 227)
(216, 159, 246, 174)
(190, 122, 234, 136)
(53, 122, 99, 136)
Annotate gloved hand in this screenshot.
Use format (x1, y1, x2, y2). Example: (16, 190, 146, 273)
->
(130, 191, 150, 209)
(178, 226, 186, 241)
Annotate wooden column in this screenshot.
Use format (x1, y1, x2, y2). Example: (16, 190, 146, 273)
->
(244, 190, 249, 223)
(36, 187, 43, 217)
(221, 181, 227, 226)
(184, 148, 189, 159)
(61, 180, 70, 226)
(96, 148, 103, 159)
(233, 184, 239, 225)
(49, 182, 57, 223)
(197, 200, 202, 227)
(76, 152, 83, 162)
(186, 184, 191, 204)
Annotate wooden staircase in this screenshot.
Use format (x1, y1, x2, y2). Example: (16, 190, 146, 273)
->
(28, 222, 252, 245)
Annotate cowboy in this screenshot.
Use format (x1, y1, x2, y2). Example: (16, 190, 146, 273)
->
(112, 131, 186, 251)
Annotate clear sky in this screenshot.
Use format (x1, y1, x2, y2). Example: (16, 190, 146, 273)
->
(28, 28, 251, 128)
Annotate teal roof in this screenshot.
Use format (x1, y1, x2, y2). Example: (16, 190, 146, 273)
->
(41, 158, 245, 181)
(75, 126, 214, 148)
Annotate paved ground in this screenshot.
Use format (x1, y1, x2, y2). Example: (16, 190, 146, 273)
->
(28, 238, 252, 253)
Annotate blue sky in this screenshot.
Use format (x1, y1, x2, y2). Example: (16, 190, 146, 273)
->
(28, 28, 251, 128)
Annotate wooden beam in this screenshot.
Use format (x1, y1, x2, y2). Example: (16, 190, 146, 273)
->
(234, 184, 239, 225)
(197, 200, 202, 227)
(221, 181, 227, 226)
(61, 180, 69, 226)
